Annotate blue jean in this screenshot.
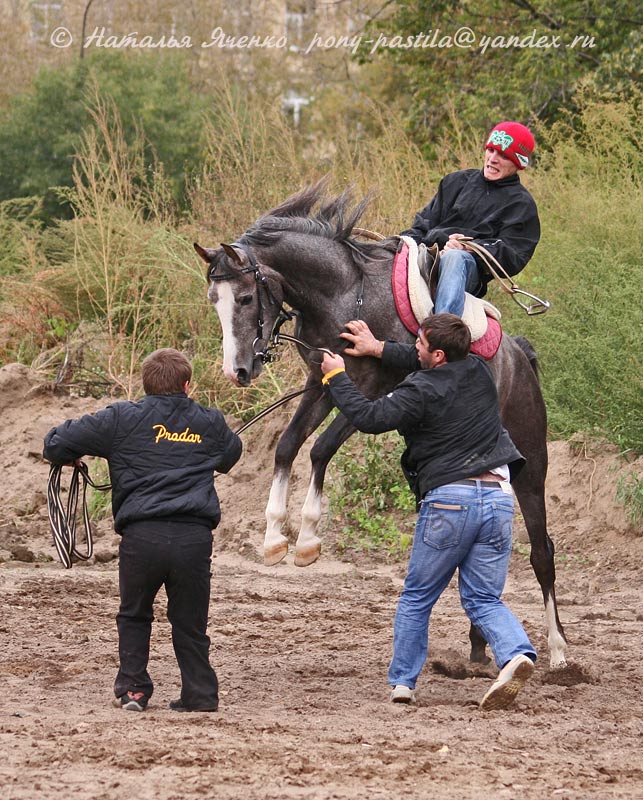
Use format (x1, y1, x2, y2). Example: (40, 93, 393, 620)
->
(434, 250, 481, 316)
(388, 481, 536, 689)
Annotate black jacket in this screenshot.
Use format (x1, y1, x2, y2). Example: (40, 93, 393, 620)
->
(401, 169, 540, 296)
(43, 393, 242, 532)
(326, 344, 524, 505)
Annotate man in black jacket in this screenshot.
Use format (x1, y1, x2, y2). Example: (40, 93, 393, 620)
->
(321, 315, 536, 710)
(402, 121, 540, 317)
(43, 348, 241, 713)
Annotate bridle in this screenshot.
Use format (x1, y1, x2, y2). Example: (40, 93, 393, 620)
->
(208, 241, 336, 364)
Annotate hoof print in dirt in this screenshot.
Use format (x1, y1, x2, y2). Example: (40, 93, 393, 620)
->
(430, 651, 496, 680)
(541, 662, 594, 686)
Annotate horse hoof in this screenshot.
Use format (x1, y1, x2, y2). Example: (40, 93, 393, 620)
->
(264, 542, 288, 566)
(294, 543, 321, 567)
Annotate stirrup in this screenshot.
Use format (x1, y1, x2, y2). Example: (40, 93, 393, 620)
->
(510, 289, 551, 315)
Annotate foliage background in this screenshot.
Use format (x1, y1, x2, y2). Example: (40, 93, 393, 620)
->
(0, 2, 641, 542)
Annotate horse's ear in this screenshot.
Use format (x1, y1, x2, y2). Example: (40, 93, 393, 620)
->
(221, 243, 248, 266)
(194, 243, 211, 263)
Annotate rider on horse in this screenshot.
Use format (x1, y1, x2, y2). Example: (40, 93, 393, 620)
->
(401, 121, 540, 318)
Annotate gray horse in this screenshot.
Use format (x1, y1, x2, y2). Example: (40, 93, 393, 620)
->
(195, 182, 567, 669)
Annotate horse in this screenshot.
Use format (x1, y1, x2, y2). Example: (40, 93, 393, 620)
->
(194, 182, 568, 669)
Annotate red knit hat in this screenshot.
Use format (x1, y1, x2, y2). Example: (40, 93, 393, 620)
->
(485, 121, 535, 170)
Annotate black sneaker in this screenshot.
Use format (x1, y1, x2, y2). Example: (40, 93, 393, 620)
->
(115, 691, 148, 712)
(169, 698, 218, 713)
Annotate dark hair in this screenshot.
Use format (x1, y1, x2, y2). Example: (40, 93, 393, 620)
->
(141, 348, 192, 395)
(420, 313, 471, 362)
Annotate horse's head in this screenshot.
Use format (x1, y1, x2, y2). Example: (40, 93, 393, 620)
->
(195, 241, 284, 387)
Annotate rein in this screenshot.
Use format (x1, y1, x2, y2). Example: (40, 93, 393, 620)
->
(234, 384, 319, 435)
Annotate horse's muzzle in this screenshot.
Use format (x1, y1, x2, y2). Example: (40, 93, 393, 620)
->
(235, 368, 251, 387)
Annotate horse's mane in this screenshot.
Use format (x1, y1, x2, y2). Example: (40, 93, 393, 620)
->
(239, 180, 397, 269)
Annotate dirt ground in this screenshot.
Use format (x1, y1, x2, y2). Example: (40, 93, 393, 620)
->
(1, 362, 643, 800)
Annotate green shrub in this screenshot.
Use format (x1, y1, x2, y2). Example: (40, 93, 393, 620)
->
(328, 431, 415, 559)
(0, 52, 210, 224)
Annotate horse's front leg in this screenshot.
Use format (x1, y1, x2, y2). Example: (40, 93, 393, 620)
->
(294, 412, 356, 566)
(264, 382, 333, 566)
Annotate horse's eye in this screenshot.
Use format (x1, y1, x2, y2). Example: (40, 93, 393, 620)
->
(238, 295, 253, 306)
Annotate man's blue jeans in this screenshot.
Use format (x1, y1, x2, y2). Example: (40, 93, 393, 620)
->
(388, 481, 536, 689)
(434, 250, 481, 316)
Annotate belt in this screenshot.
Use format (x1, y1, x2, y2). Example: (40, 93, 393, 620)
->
(455, 479, 503, 487)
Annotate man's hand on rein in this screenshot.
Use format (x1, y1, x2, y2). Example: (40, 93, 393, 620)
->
(321, 352, 345, 374)
(442, 233, 472, 252)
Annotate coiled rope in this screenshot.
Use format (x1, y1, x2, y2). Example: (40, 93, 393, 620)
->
(47, 461, 111, 569)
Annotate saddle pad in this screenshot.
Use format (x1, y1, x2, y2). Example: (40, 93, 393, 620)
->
(392, 237, 503, 358)
(398, 236, 498, 341)
(392, 241, 420, 335)
(470, 316, 503, 359)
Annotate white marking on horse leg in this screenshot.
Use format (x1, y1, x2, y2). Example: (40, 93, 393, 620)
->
(294, 479, 322, 567)
(212, 283, 240, 384)
(545, 593, 567, 669)
(264, 471, 290, 566)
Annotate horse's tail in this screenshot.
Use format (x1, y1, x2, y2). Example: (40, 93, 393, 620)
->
(513, 336, 540, 381)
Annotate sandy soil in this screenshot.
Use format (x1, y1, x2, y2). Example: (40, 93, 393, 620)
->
(1, 362, 642, 800)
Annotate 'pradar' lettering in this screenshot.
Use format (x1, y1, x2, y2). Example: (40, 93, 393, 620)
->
(152, 424, 202, 444)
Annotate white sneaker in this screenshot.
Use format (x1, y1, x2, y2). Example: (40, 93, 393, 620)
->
(390, 684, 415, 704)
(480, 654, 534, 711)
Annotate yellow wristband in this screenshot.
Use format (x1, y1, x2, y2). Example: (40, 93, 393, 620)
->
(321, 368, 345, 385)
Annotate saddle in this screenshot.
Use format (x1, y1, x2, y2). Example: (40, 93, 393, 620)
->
(392, 236, 503, 359)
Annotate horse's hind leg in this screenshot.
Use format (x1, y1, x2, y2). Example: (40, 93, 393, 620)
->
(469, 624, 491, 664)
(294, 413, 356, 567)
(513, 475, 568, 669)
(493, 339, 567, 669)
(467, 479, 567, 669)
(264, 383, 333, 566)
(468, 463, 568, 668)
